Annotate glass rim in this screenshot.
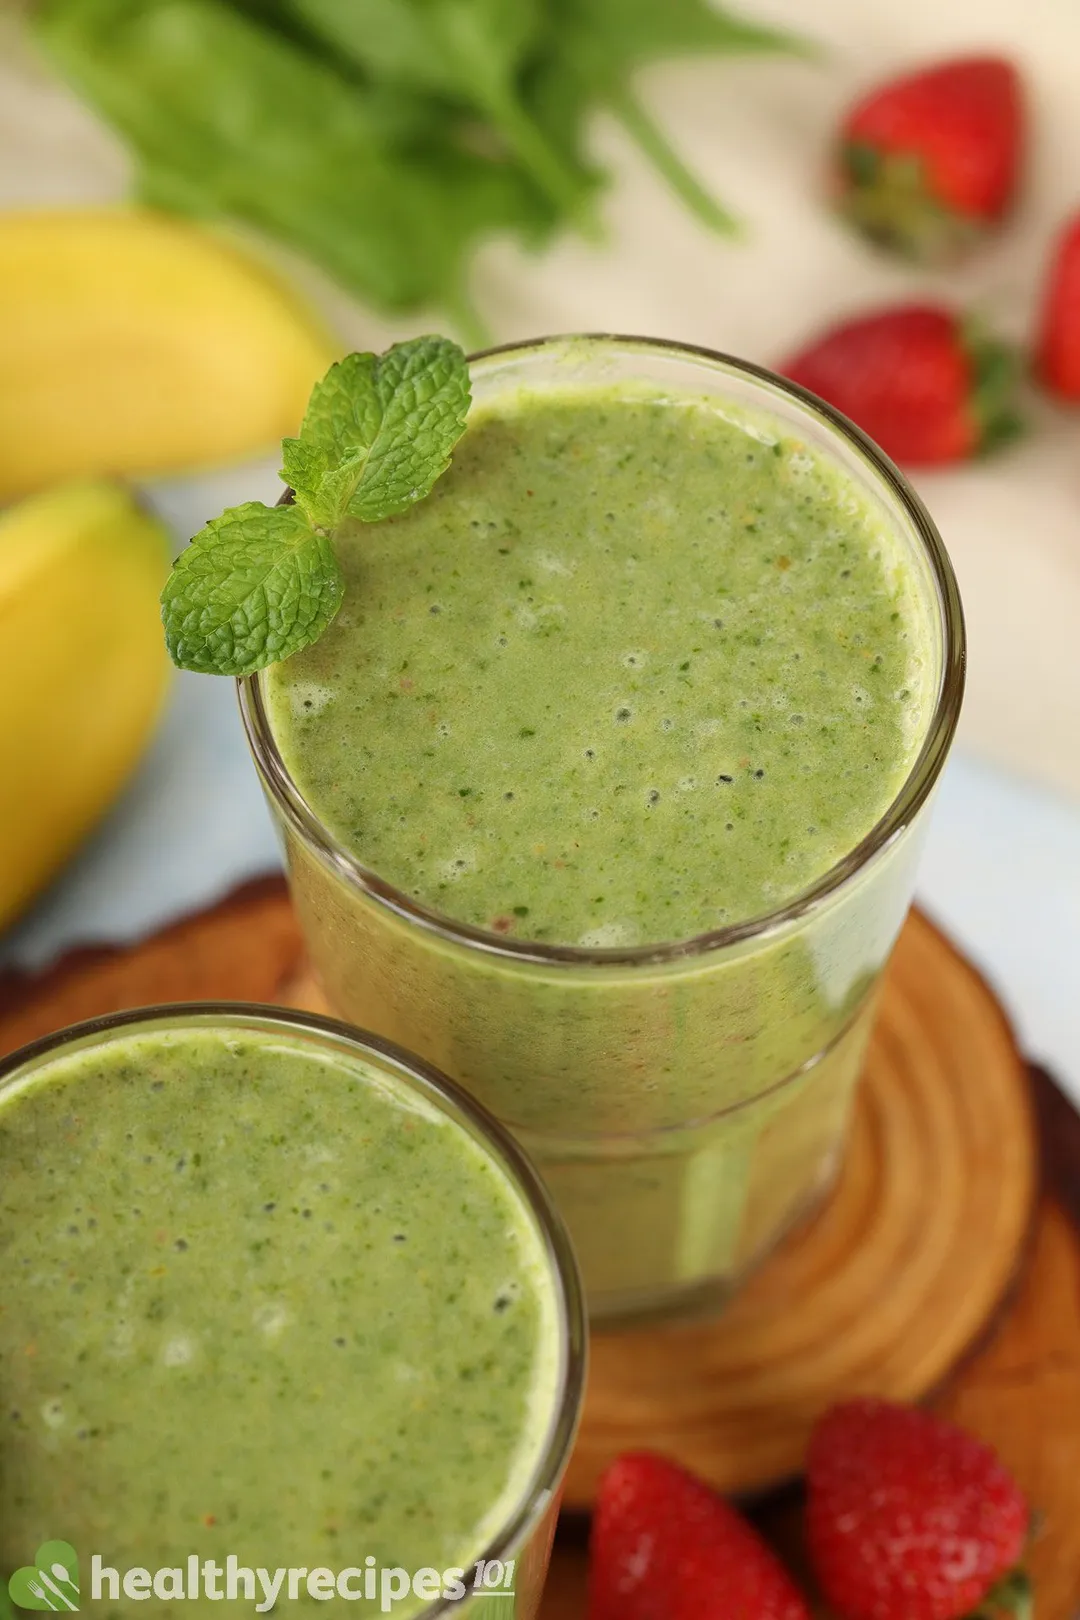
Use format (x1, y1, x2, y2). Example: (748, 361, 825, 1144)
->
(0, 1001, 587, 1598)
(239, 331, 966, 969)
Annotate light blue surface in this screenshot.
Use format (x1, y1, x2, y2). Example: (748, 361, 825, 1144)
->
(917, 756, 1080, 1099)
(3, 464, 1079, 1105)
(1, 458, 285, 971)
(1, 666, 281, 967)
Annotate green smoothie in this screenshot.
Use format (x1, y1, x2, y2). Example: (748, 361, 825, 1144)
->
(0, 1014, 569, 1613)
(266, 389, 929, 944)
(247, 338, 958, 1322)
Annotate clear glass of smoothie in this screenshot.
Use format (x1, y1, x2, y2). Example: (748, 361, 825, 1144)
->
(0, 1005, 585, 1617)
(240, 335, 965, 1326)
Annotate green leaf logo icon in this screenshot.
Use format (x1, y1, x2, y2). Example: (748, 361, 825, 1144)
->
(8, 1543, 79, 1611)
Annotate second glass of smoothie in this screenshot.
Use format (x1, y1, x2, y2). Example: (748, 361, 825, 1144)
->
(242, 336, 964, 1325)
(0, 1006, 584, 1617)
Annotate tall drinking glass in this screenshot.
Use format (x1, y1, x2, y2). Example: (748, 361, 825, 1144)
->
(241, 337, 964, 1326)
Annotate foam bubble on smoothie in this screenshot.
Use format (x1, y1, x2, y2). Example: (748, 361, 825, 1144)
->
(578, 920, 637, 948)
(106, 1319, 135, 1358)
(253, 1303, 290, 1339)
(439, 850, 477, 881)
(41, 1398, 66, 1430)
(533, 550, 575, 577)
(287, 681, 335, 717)
(898, 680, 928, 750)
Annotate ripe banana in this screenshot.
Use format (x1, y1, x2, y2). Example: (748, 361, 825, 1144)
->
(0, 481, 171, 930)
(0, 209, 337, 500)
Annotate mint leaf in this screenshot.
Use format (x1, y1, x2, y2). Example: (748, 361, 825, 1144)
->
(161, 501, 344, 676)
(349, 335, 472, 519)
(162, 337, 470, 676)
(281, 352, 381, 528)
(282, 335, 470, 527)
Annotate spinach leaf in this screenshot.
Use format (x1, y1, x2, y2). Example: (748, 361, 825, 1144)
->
(530, 0, 806, 235)
(559, 0, 804, 66)
(37, 0, 812, 329)
(36, 0, 534, 335)
(284, 0, 596, 228)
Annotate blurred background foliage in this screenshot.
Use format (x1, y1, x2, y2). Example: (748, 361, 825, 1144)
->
(34, 0, 803, 343)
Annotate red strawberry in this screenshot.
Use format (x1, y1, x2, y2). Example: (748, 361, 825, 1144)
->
(781, 304, 1020, 466)
(588, 1450, 809, 1620)
(836, 56, 1024, 261)
(807, 1400, 1031, 1620)
(1036, 213, 1080, 399)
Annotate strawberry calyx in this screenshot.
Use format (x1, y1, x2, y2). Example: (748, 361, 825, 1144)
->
(838, 141, 983, 262)
(962, 318, 1024, 454)
(969, 1566, 1033, 1620)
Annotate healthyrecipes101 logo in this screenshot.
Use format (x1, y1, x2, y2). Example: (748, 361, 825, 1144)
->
(7, 1543, 80, 1611)
(6, 1544, 517, 1612)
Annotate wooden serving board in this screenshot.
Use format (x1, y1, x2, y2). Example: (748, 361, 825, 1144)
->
(1, 879, 1078, 1616)
(558, 908, 1037, 1507)
(541, 1064, 1080, 1618)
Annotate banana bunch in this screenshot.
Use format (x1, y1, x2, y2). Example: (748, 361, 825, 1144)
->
(0, 209, 336, 928)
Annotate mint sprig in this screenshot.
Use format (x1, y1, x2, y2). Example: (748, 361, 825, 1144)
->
(161, 336, 471, 676)
(283, 337, 471, 528)
(160, 503, 344, 677)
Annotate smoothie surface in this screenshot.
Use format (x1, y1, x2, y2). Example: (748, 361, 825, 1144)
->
(266, 384, 935, 946)
(0, 1024, 560, 1609)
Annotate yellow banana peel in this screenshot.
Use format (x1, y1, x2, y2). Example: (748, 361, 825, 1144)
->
(0, 481, 171, 930)
(0, 209, 337, 500)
